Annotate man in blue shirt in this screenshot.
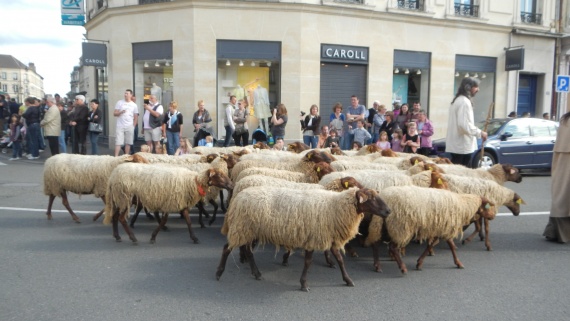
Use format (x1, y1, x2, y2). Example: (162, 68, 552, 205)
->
(343, 95, 366, 150)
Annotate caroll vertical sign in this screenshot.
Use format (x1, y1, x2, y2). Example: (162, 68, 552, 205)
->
(61, 0, 85, 26)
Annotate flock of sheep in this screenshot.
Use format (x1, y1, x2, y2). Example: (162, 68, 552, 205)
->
(42, 142, 525, 292)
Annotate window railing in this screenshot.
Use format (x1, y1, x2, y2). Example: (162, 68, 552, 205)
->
(454, 3, 479, 17)
(397, 0, 424, 11)
(520, 12, 542, 24)
(139, 0, 171, 4)
(333, 0, 365, 4)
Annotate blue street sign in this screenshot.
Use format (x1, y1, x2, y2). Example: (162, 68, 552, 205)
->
(556, 75, 570, 93)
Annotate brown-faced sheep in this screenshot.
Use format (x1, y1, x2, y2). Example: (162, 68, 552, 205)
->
(43, 153, 148, 223)
(103, 165, 234, 244)
(216, 187, 391, 291)
(287, 141, 311, 153)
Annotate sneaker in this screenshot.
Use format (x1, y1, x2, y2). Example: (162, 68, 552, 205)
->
(22, 153, 28, 157)
(27, 156, 39, 160)
(39, 149, 44, 153)
(9, 157, 20, 161)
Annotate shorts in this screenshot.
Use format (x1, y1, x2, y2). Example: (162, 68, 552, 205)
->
(116, 126, 134, 146)
(144, 127, 162, 142)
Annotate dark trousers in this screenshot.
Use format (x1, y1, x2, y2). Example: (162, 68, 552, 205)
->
(233, 130, 249, 147)
(223, 125, 233, 147)
(450, 153, 472, 167)
(73, 126, 87, 155)
(418, 147, 432, 157)
(46, 136, 60, 156)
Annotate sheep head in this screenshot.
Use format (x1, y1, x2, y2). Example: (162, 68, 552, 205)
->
(253, 141, 270, 149)
(128, 154, 150, 164)
(232, 149, 250, 157)
(287, 142, 310, 153)
(433, 157, 452, 164)
(313, 162, 334, 180)
(424, 163, 445, 174)
(502, 164, 523, 183)
(207, 168, 234, 191)
(339, 176, 364, 190)
(380, 149, 398, 157)
(430, 172, 448, 190)
(303, 150, 336, 164)
(477, 197, 496, 220)
(330, 147, 344, 155)
(364, 144, 381, 154)
(220, 153, 239, 170)
(409, 156, 425, 167)
(355, 188, 391, 219)
(504, 193, 526, 216)
(206, 154, 219, 163)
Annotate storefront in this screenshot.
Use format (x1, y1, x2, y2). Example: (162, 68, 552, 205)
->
(132, 41, 174, 108)
(392, 50, 431, 113)
(454, 55, 497, 122)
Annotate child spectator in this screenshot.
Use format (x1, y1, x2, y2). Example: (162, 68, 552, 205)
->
(391, 129, 404, 153)
(348, 119, 371, 147)
(175, 137, 192, 155)
(376, 131, 391, 150)
(324, 128, 340, 148)
(205, 135, 214, 147)
(401, 122, 420, 153)
(352, 141, 362, 151)
(139, 144, 151, 153)
(9, 114, 23, 160)
(317, 125, 329, 148)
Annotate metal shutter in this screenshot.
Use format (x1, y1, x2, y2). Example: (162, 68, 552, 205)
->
(320, 63, 367, 112)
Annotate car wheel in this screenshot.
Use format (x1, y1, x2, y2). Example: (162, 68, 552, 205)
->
(473, 151, 496, 169)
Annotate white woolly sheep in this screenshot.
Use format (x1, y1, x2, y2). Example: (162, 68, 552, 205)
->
(329, 160, 399, 172)
(231, 158, 328, 183)
(43, 153, 148, 223)
(216, 186, 391, 291)
(134, 152, 206, 164)
(103, 164, 234, 244)
(365, 186, 495, 273)
(437, 163, 523, 185)
(319, 169, 434, 191)
(232, 174, 360, 197)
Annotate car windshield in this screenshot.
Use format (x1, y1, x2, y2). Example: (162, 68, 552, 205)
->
(477, 119, 507, 136)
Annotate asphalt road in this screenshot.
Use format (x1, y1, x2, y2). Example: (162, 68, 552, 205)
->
(0, 155, 568, 321)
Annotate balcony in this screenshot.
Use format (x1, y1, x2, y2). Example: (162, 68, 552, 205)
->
(520, 12, 542, 25)
(397, 0, 424, 11)
(454, 3, 479, 18)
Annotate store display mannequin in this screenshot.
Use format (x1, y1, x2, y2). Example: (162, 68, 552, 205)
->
(253, 84, 271, 131)
(232, 85, 246, 101)
(151, 83, 162, 103)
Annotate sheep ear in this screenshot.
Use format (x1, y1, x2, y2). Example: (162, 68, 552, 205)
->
(510, 168, 516, 174)
(437, 178, 443, 185)
(357, 191, 368, 203)
(209, 169, 215, 177)
(516, 198, 526, 205)
(484, 203, 491, 209)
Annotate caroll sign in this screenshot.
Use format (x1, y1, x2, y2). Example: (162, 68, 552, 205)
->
(321, 44, 369, 64)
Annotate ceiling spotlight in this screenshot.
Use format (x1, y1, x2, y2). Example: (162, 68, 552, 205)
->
(165, 61, 170, 67)
(474, 73, 479, 78)
(404, 68, 410, 74)
(481, 73, 487, 79)
(154, 60, 159, 67)
(266, 61, 272, 67)
(394, 68, 399, 74)
(239, 60, 244, 67)
(226, 60, 231, 66)
(465, 72, 470, 77)
(144, 61, 149, 68)
(455, 72, 459, 77)
(251, 61, 256, 67)
(416, 69, 422, 75)
(344, 64, 349, 68)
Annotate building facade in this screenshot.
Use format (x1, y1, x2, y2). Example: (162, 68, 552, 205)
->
(82, 0, 568, 144)
(0, 55, 45, 103)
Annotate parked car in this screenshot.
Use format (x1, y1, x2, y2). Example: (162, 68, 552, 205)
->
(432, 117, 558, 169)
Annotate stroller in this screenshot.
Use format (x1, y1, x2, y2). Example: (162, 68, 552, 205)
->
(194, 127, 218, 147)
(1, 129, 12, 154)
(251, 127, 268, 145)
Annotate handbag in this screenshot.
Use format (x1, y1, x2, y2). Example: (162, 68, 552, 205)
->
(88, 122, 103, 133)
(234, 126, 248, 136)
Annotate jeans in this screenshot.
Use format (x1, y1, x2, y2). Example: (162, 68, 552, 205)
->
(303, 135, 318, 148)
(233, 130, 249, 147)
(223, 125, 233, 147)
(342, 132, 354, 150)
(166, 130, 180, 155)
(89, 131, 100, 155)
(27, 123, 40, 157)
(12, 141, 22, 158)
(59, 130, 67, 153)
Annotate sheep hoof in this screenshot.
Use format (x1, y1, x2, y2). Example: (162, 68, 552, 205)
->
(282, 262, 288, 267)
(327, 264, 336, 269)
(208, 219, 215, 226)
(192, 239, 200, 244)
(461, 240, 467, 245)
(457, 265, 465, 269)
(129, 224, 135, 228)
(46, 213, 53, 220)
(301, 286, 310, 292)
(346, 280, 355, 287)
(215, 271, 223, 280)
(150, 240, 156, 244)
(486, 247, 492, 251)
(74, 220, 81, 224)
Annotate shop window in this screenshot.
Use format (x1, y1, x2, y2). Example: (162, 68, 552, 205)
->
(132, 41, 173, 106)
(453, 72, 495, 123)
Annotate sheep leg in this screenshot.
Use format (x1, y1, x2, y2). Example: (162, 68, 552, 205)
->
(150, 212, 169, 244)
(416, 239, 437, 271)
(446, 239, 464, 269)
(118, 209, 138, 243)
(129, 201, 144, 228)
(112, 207, 121, 242)
(61, 193, 81, 223)
(389, 242, 407, 275)
(181, 208, 200, 244)
(428, 238, 440, 256)
(462, 218, 482, 245)
(144, 207, 154, 220)
(300, 250, 314, 292)
(92, 195, 106, 221)
(371, 241, 383, 273)
(323, 250, 336, 268)
(152, 211, 166, 230)
(282, 251, 290, 266)
(330, 247, 354, 287)
(243, 244, 261, 280)
(219, 190, 227, 213)
(196, 202, 207, 228)
(216, 243, 232, 280)
(46, 194, 56, 220)
(345, 244, 359, 258)
(479, 217, 486, 241)
(208, 199, 218, 226)
(484, 218, 492, 251)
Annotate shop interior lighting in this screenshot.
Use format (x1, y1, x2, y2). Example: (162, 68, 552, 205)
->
(226, 60, 231, 66)
(239, 60, 244, 67)
(474, 73, 479, 78)
(266, 61, 272, 67)
(251, 61, 256, 67)
(154, 60, 160, 67)
(416, 69, 421, 75)
(394, 68, 399, 74)
(455, 71, 459, 77)
(481, 73, 487, 79)
(165, 60, 170, 67)
(465, 72, 470, 77)
(404, 68, 410, 74)
(144, 61, 149, 68)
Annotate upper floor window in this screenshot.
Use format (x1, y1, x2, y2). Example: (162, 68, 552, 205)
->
(1, 72, 6, 80)
(12, 84, 18, 93)
(520, 0, 542, 24)
(397, 0, 425, 11)
(12, 72, 18, 80)
(454, 0, 479, 18)
(1, 84, 7, 92)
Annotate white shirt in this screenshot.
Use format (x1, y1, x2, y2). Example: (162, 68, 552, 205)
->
(115, 99, 139, 129)
(143, 103, 164, 129)
(445, 95, 481, 154)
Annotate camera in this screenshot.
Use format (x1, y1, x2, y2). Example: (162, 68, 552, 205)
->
(300, 111, 306, 116)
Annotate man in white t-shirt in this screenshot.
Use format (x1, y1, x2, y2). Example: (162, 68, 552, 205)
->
(142, 94, 164, 153)
(114, 89, 139, 156)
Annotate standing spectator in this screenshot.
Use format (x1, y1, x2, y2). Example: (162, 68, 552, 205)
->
(164, 101, 184, 155)
(317, 125, 329, 148)
(9, 98, 21, 116)
(65, 101, 74, 147)
(348, 119, 371, 147)
(508, 111, 517, 118)
(401, 122, 420, 153)
(396, 103, 411, 132)
(191, 100, 211, 148)
(0, 95, 8, 131)
(521, 112, 530, 118)
(543, 112, 550, 120)
(57, 102, 68, 153)
(69, 95, 89, 155)
(40, 96, 61, 156)
(142, 94, 164, 153)
(366, 101, 379, 143)
(415, 110, 434, 156)
(271, 104, 288, 141)
(223, 95, 237, 147)
(372, 103, 387, 144)
(21, 97, 41, 160)
(301, 104, 321, 148)
(392, 102, 401, 118)
(88, 99, 103, 155)
(409, 101, 422, 122)
(543, 110, 570, 243)
(391, 129, 404, 153)
(329, 103, 345, 149)
(445, 77, 487, 166)
(232, 99, 249, 147)
(379, 111, 399, 142)
(8, 114, 23, 160)
(113, 89, 139, 157)
(344, 95, 366, 150)
(273, 137, 285, 151)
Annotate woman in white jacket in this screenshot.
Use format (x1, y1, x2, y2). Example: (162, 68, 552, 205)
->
(445, 77, 487, 166)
